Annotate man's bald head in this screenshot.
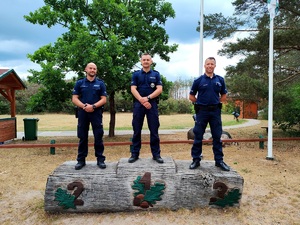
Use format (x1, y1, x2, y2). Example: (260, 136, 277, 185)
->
(85, 62, 97, 79)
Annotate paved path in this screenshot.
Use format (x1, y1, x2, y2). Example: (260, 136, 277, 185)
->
(16, 119, 261, 139)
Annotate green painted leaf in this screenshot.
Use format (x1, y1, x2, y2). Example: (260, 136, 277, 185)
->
(143, 182, 165, 204)
(212, 188, 242, 208)
(132, 176, 145, 197)
(54, 188, 76, 209)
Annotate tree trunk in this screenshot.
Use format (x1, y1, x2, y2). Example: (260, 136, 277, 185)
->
(108, 90, 116, 137)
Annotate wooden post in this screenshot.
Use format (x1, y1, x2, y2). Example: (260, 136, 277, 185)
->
(50, 140, 56, 155)
(259, 135, 264, 149)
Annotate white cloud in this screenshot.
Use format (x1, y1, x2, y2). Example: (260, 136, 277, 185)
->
(154, 38, 239, 81)
(0, 0, 240, 82)
(0, 59, 39, 80)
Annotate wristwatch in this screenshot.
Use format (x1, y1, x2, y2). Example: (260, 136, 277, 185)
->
(93, 104, 96, 109)
(147, 95, 151, 100)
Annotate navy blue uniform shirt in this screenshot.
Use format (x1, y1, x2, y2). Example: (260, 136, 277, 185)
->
(190, 74, 227, 105)
(131, 69, 162, 98)
(72, 77, 107, 104)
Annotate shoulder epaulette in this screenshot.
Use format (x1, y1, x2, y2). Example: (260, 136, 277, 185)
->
(214, 74, 224, 80)
(194, 75, 204, 81)
(152, 69, 160, 75)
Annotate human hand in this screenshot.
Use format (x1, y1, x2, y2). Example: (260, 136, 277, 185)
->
(139, 97, 148, 104)
(142, 102, 152, 109)
(84, 104, 94, 112)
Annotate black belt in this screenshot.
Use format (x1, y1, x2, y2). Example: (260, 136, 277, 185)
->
(194, 104, 221, 112)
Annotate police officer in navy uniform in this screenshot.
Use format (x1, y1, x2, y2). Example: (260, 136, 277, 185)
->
(129, 53, 164, 164)
(189, 57, 230, 171)
(72, 62, 107, 170)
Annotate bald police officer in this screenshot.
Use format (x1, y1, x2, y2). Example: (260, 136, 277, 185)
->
(72, 62, 107, 170)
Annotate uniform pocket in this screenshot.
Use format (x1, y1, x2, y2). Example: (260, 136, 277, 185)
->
(148, 76, 157, 88)
(213, 82, 222, 92)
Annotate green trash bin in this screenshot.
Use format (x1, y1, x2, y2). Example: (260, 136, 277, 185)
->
(23, 118, 39, 141)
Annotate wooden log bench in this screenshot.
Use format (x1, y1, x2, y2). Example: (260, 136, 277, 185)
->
(44, 157, 244, 213)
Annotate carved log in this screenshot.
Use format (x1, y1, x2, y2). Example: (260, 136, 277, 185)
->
(44, 157, 244, 213)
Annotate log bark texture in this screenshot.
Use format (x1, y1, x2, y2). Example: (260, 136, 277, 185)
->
(45, 157, 244, 213)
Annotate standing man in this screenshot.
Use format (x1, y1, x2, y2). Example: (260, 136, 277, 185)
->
(189, 57, 230, 171)
(129, 53, 164, 164)
(72, 62, 107, 170)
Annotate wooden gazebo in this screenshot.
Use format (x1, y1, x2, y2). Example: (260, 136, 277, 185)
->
(0, 69, 26, 142)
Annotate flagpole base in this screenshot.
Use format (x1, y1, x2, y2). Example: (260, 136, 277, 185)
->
(266, 156, 274, 160)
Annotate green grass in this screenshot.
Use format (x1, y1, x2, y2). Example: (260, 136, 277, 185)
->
(1, 113, 247, 131)
(223, 119, 246, 126)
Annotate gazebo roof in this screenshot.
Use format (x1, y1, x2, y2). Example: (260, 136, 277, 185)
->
(0, 69, 27, 90)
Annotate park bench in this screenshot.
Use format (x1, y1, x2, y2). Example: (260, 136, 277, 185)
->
(261, 126, 268, 133)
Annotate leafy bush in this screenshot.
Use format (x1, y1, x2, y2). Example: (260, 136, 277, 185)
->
(274, 84, 300, 131)
(176, 99, 193, 114)
(0, 98, 9, 114)
(158, 98, 192, 115)
(158, 100, 171, 115)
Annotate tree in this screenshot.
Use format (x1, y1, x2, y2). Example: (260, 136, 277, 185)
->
(201, 0, 300, 129)
(273, 83, 300, 131)
(24, 0, 178, 136)
(16, 82, 42, 114)
(160, 75, 172, 101)
(26, 62, 74, 113)
(169, 77, 193, 99)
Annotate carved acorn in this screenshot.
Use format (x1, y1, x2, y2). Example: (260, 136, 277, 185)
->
(140, 201, 149, 208)
(133, 194, 144, 206)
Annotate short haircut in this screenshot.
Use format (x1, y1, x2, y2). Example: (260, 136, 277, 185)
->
(141, 52, 152, 58)
(205, 57, 216, 63)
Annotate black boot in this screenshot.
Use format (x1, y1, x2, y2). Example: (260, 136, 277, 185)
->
(189, 160, 200, 169)
(75, 161, 86, 170)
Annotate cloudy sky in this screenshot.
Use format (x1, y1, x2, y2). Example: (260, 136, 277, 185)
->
(0, 0, 238, 81)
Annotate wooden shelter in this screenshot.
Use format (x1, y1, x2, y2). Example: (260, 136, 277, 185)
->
(0, 69, 26, 142)
(234, 99, 258, 119)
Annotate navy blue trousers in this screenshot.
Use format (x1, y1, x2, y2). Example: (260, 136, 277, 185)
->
(131, 101, 161, 158)
(191, 108, 224, 163)
(76, 109, 105, 162)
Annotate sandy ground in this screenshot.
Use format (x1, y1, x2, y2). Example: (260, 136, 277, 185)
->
(0, 122, 300, 225)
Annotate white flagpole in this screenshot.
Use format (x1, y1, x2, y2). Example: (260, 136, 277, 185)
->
(199, 0, 204, 76)
(267, 5, 275, 160)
